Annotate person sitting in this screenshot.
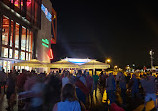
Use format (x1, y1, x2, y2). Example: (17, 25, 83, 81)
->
(53, 83, 85, 111)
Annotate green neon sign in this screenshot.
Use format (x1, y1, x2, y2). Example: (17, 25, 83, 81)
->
(42, 39, 49, 48)
(42, 43, 49, 48)
(42, 39, 49, 44)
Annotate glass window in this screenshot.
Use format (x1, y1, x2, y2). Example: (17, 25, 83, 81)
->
(0, 60, 2, 71)
(2, 47, 8, 58)
(26, 29, 29, 51)
(14, 0, 20, 8)
(2, 16, 9, 45)
(7, 61, 11, 72)
(21, 26, 26, 51)
(10, 0, 14, 3)
(29, 53, 31, 60)
(15, 66, 17, 70)
(21, 51, 25, 60)
(9, 49, 12, 58)
(21, 66, 25, 70)
(10, 0, 29, 9)
(27, 0, 32, 17)
(15, 23, 19, 48)
(26, 53, 29, 60)
(25, 66, 29, 71)
(15, 50, 19, 59)
(15, 65, 20, 71)
(21, 0, 24, 10)
(29, 31, 32, 52)
(10, 20, 14, 47)
(3, 61, 7, 72)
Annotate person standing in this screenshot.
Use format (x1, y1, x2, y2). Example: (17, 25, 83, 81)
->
(19, 75, 45, 111)
(62, 71, 70, 87)
(85, 72, 93, 95)
(6, 72, 16, 110)
(129, 74, 139, 98)
(29, 76, 45, 111)
(140, 74, 157, 110)
(106, 73, 116, 104)
(16, 69, 27, 92)
(43, 75, 61, 111)
(118, 72, 126, 105)
(126, 73, 131, 85)
(99, 71, 106, 96)
(85, 72, 93, 108)
(75, 70, 88, 105)
(0, 69, 7, 94)
(92, 72, 99, 97)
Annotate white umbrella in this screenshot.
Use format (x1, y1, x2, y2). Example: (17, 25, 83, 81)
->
(14, 59, 44, 68)
(80, 60, 110, 69)
(48, 59, 80, 68)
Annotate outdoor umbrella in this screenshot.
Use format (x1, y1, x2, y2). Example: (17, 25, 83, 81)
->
(41, 61, 50, 67)
(48, 59, 79, 68)
(80, 60, 110, 69)
(14, 59, 44, 68)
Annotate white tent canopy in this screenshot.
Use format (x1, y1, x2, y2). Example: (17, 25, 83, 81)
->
(47, 59, 80, 68)
(79, 59, 110, 69)
(14, 58, 110, 69)
(14, 59, 44, 68)
(49, 58, 110, 69)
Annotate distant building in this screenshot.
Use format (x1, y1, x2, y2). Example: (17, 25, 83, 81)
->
(0, 0, 57, 72)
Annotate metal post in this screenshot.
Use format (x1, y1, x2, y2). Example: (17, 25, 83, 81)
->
(150, 49, 154, 69)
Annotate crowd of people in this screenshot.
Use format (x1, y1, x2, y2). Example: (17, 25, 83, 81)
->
(98, 71, 158, 111)
(0, 69, 158, 111)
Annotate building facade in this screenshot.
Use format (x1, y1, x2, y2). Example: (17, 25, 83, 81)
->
(37, 0, 57, 72)
(0, 0, 57, 72)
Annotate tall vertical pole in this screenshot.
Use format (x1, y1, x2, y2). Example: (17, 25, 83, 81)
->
(150, 49, 154, 70)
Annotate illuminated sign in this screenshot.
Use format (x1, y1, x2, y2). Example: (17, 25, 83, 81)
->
(42, 39, 49, 48)
(41, 4, 52, 22)
(42, 43, 49, 48)
(42, 39, 49, 44)
(48, 49, 54, 59)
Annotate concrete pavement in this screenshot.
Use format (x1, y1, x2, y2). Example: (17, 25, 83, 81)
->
(0, 86, 156, 111)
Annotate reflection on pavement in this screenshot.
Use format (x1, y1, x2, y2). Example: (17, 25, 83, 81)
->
(0, 94, 18, 111)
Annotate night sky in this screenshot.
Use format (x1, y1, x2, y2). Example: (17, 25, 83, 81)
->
(51, 0, 158, 69)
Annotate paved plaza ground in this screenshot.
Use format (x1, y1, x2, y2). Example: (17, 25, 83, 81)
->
(0, 87, 156, 111)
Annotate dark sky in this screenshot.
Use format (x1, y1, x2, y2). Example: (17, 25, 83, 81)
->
(51, 0, 158, 69)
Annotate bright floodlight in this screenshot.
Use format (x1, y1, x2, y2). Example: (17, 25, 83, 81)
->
(106, 59, 111, 63)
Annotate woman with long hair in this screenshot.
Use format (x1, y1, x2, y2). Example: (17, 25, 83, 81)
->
(53, 83, 85, 111)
